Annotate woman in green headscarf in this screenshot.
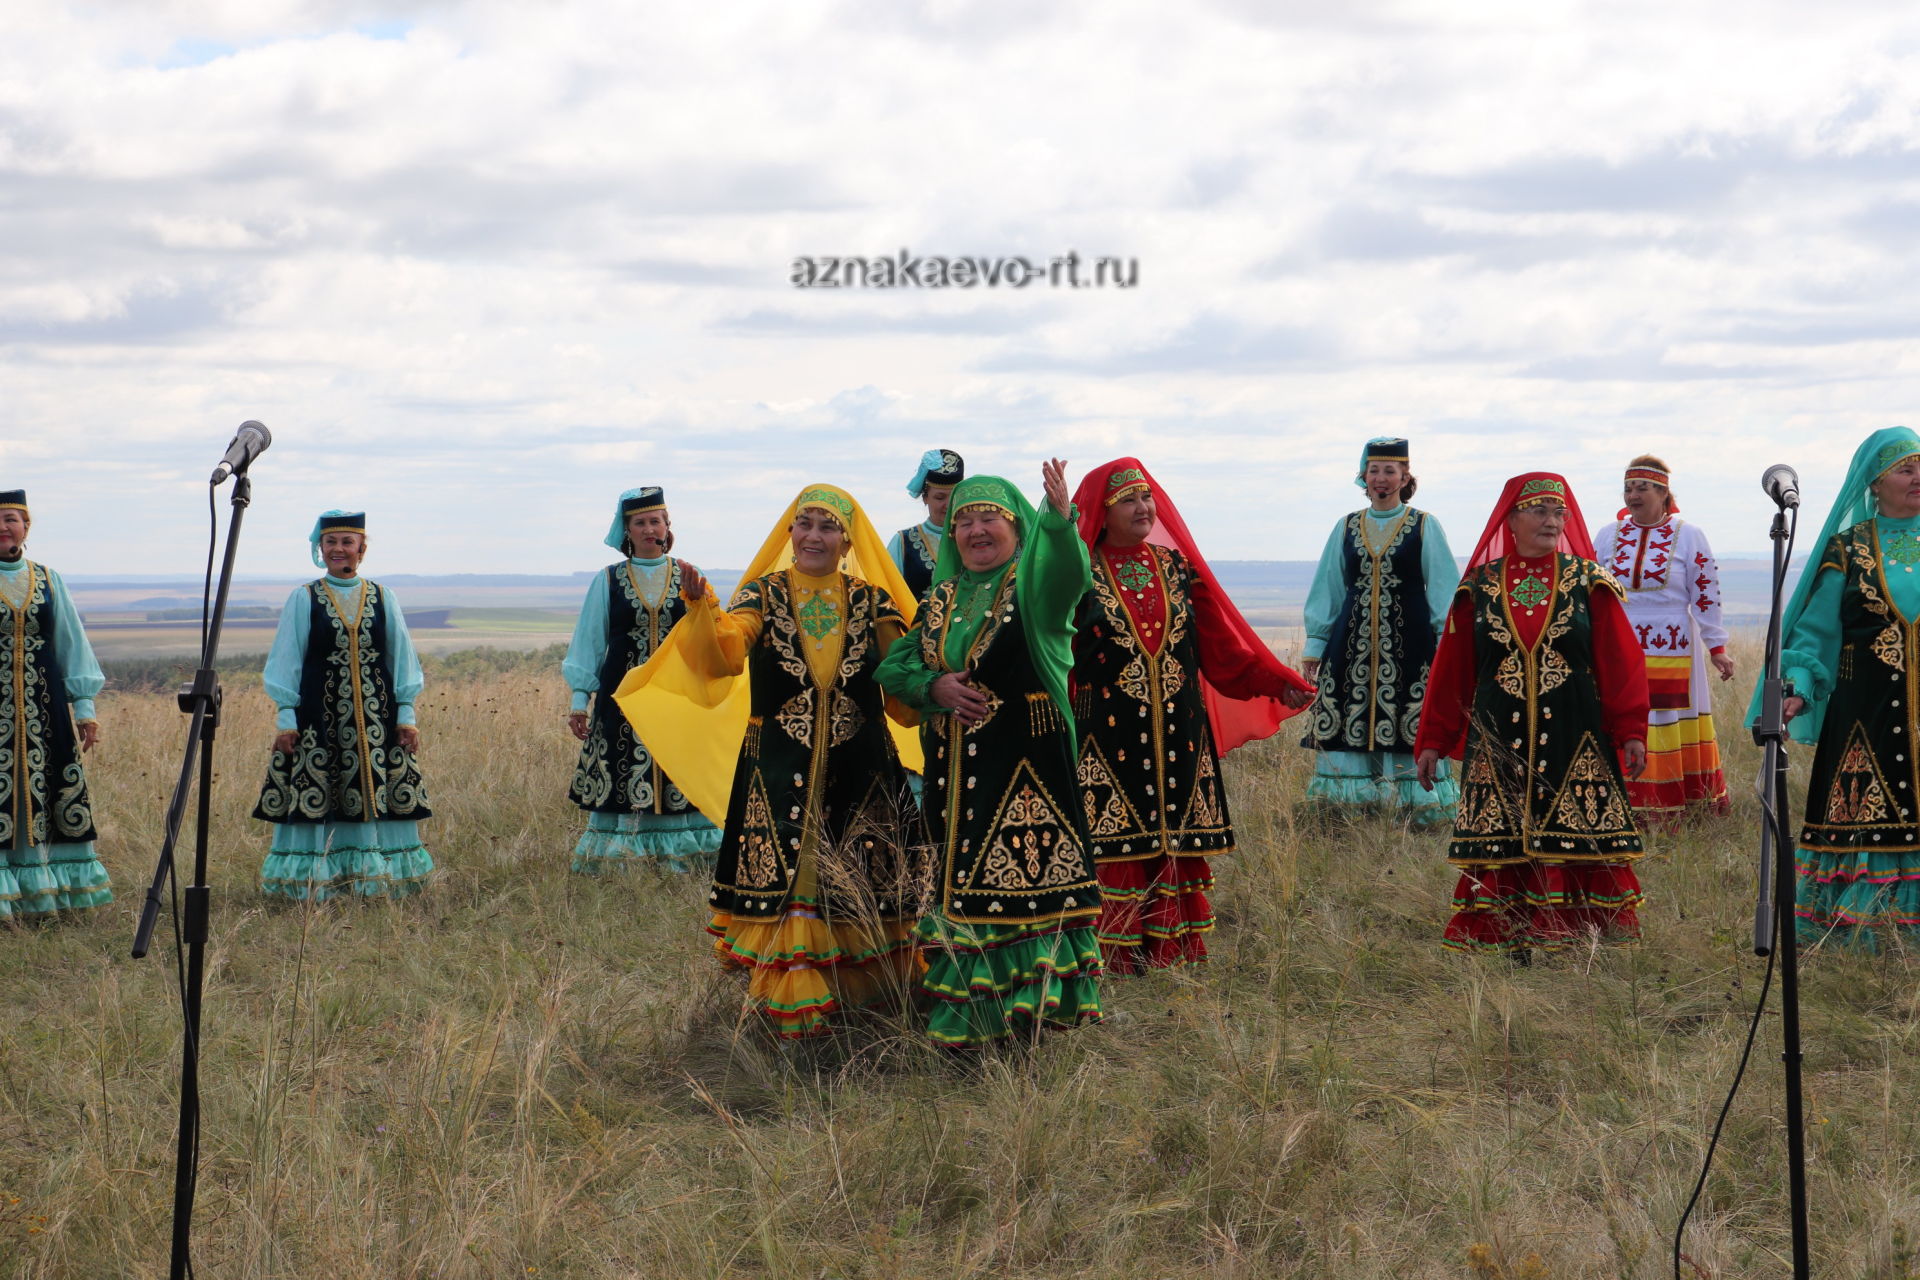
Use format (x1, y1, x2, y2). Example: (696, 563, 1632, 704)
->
(877, 459, 1103, 1046)
(1759, 426, 1920, 946)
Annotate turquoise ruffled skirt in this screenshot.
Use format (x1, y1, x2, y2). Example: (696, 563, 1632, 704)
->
(1796, 845, 1920, 952)
(1305, 749, 1458, 823)
(570, 809, 720, 875)
(261, 820, 433, 900)
(1, 839, 112, 918)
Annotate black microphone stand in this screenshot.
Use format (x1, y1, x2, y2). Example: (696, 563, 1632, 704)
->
(1751, 502, 1811, 1279)
(131, 471, 253, 1280)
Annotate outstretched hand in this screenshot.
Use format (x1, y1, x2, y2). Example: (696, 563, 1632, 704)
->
(1042, 458, 1071, 519)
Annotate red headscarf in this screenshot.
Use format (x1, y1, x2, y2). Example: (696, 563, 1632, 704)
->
(1071, 457, 1307, 754)
(1462, 472, 1599, 572)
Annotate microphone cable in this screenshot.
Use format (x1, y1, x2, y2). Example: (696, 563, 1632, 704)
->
(1672, 500, 1798, 1279)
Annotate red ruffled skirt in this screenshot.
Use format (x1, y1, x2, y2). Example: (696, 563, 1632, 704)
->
(1443, 862, 1644, 954)
(1095, 855, 1214, 974)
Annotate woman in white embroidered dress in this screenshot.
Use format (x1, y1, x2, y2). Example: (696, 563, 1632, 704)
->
(1593, 455, 1733, 824)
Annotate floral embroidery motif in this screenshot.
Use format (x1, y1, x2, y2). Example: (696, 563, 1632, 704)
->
(1547, 735, 1630, 834)
(1113, 554, 1153, 592)
(798, 591, 840, 640)
(1510, 575, 1550, 609)
(1882, 525, 1920, 568)
(1826, 725, 1893, 825)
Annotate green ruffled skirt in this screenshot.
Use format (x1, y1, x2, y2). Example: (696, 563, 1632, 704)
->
(914, 914, 1102, 1046)
(261, 820, 433, 901)
(570, 809, 720, 875)
(1, 839, 112, 918)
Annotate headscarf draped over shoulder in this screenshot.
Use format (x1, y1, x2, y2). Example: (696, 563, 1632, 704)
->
(1748, 425, 1920, 744)
(1459, 472, 1596, 575)
(1069, 457, 1307, 754)
(613, 483, 921, 822)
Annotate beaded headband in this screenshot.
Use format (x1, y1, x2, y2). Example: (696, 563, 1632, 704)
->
(795, 486, 853, 522)
(1512, 478, 1568, 510)
(1104, 467, 1150, 507)
(1874, 441, 1920, 479)
(1624, 466, 1669, 486)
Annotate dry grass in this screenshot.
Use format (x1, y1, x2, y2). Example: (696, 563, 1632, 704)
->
(3, 635, 1920, 1278)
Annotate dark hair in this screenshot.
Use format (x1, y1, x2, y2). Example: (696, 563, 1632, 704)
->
(1401, 474, 1418, 502)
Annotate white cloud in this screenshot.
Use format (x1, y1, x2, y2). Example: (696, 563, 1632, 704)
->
(1, 0, 1917, 578)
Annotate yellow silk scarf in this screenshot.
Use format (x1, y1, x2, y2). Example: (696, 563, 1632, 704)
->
(613, 483, 922, 824)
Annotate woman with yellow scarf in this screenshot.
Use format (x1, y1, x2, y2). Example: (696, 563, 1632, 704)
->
(616, 484, 922, 1037)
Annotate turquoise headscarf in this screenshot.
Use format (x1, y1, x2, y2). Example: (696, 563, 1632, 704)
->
(1751, 425, 1920, 743)
(933, 475, 1083, 752)
(604, 487, 665, 552)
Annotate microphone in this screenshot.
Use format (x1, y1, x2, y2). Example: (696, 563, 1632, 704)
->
(1762, 463, 1800, 510)
(210, 421, 271, 485)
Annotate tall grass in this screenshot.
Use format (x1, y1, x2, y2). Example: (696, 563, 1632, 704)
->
(2, 635, 1917, 1277)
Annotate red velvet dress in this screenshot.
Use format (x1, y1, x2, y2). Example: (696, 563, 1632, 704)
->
(1415, 552, 1650, 952)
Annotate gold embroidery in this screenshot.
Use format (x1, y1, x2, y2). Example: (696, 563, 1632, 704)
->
(1826, 723, 1894, 825)
(775, 689, 815, 747)
(1076, 740, 1142, 837)
(828, 689, 865, 746)
(976, 776, 1086, 889)
(1495, 651, 1525, 699)
(1454, 751, 1514, 836)
(737, 772, 783, 890)
(1546, 734, 1630, 834)
(1182, 744, 1223, 830)
(1873, 625, 1904, 670)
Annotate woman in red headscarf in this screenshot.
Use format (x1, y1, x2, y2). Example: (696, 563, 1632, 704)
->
(1413, 473, 1651, 957)
(1069, 459, 1315, 973)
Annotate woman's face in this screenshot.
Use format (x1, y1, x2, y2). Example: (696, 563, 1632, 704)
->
(789, 508, 848, 575)
(954, 506, 1018, 573)
(1364, 460, 1406, 505)
(625, 508, 671, 557)
(0, 510, 26, 558)
(1506, 501, 1567, 559)
(1102, 489, 1156, 547)
(1623, 479, 1669, 522)
(1875, 459, 1920, 520)
(320, 530, 366, 577)
(923, 483, 955, 527)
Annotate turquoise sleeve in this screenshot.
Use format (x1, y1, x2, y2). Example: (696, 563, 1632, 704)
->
(1302, 518, 1349, 660)
(562, 571, 610, 711)
(1420, 515, 1460, 638)
(887, 530, 907, 575)
(1781, 565, 1842, 703)
(263, 587, 310, 732)
(382, 585, 424, 725)
(43, 567, 105, 712)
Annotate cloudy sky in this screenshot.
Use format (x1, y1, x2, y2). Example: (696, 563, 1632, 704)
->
(4, 0, 1917, 576)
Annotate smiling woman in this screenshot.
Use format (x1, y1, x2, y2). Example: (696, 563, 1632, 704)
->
(252, 510, 435, 900)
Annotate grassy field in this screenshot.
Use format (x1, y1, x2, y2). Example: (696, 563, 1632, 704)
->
(2, 634, 1917, 1279)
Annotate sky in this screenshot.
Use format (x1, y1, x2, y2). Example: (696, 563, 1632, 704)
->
(4, 0, 1919, 576)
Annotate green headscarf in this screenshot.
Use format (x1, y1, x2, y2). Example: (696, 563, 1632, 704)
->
(934, 474, 1085, 751)
(1749, 425, 1920, 743)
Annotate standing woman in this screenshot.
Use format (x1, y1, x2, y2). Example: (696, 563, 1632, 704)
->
(1769, 427, 1920, 946)
(254, 511, 434, 900)
(877, 461, 1104, 1046)
(0, 490, 112, 918)
(1066, 458, 1314, 973)
(1414, 475, 1650, 956)
(888, 448, 964, 601)
(562, 487, 721, 873)
(1301, 438, 1460, 823)
(1594, 456, 1733, 824)
(617, 484, 921, 1038)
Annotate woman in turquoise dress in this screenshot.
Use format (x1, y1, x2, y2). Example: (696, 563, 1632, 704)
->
(1768, 427, 1920, 946)
(0, 489, 113, 918)
(253, 511, 434, 899)
(877, 461, 1104, 1046)
(562, 487, 722, 873)
(1301, 437, 1459, 822)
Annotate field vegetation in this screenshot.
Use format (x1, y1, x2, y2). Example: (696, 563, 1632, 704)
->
(2, 634, 1917, 1278)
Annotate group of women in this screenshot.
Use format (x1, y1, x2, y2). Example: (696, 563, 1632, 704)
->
(6, 430, 1920, 1037)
